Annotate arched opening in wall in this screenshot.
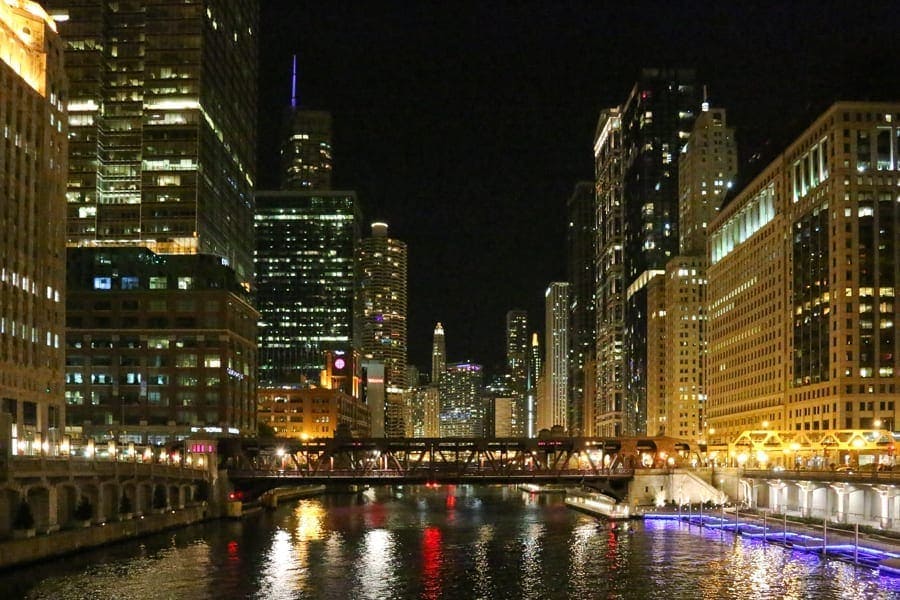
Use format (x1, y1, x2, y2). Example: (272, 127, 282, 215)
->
(26, 487, 50, 533)
(168, 484, 181, 509)
(137, 482, 153, 515)
(100, 482, 118, 521)
(57, 484, 78, 528)
(80, 484, 100, 524)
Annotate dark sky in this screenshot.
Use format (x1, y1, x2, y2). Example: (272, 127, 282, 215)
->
(258, 1, 899, 376)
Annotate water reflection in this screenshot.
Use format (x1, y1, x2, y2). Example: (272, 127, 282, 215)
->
(421, 526, 442, 600)
(357, 528, 396, 599)
(519, 521, 545, 599)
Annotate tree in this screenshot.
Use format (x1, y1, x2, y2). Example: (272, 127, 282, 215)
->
(13, 499, 35, 530)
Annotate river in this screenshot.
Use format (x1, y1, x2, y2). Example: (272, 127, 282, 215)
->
(2, 485, 899, 599)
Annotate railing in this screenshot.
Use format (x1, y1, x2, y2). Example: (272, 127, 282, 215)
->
(229, 466, 635, 483)
(742, 468, 900, 484)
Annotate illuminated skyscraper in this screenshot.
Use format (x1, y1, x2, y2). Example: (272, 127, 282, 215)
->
(440, 361, 483, 437)
(357, 222, 408, 390)
(281, 56, 332, 190)
(47, 0, 258, 285)
(539, 283, 569, 432)
(254, 191, 361, 386)
(526, 332, 541, 437)
(505, 310, 528, 436)
(595, 68, 699, 435)
(431, 322, 446, 384)
(566, 182, 595, 435)
(0, 0, 67, 453)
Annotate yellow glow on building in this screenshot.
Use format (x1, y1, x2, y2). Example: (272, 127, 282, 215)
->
(0, 0, 57, 96)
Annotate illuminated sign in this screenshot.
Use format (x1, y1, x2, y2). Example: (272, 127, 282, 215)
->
(334, 357, 346, 370)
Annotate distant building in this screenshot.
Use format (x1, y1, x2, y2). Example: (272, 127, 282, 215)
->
(47, 0, 258, 285)
(431, 322, 446, 385)
(258, 387, 369, 440)
(440, 362, 483, 437)
(361, 359, 385, 437)
(410, 384, 440, 438)
(485, 374, 516, 437)
(254, 191, 361, 387)
(505, 311, 528, 436)
(0, 0, 67, 454)
(64, 248, 258, 443)
(526, 332, 542, 437)
(567, 182, 596, 435)
(539, 283, 569, 432)
(280, 57, 332, 191)
(706, 101, 900, 441)
(357, 222, 408, 390)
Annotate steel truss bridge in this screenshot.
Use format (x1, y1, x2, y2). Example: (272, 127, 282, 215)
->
(222, 435, 695, 494)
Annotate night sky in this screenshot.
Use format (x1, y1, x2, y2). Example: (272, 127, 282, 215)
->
(258, 1, 899, 376)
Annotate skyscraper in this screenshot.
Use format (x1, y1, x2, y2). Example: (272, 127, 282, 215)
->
(431, 322, 446, 384)
(254, 191, 361, 387)
(595, 69, 700, 435)
(539, 283, 569, 432)
(526, 332, 542, 437)
(47, 0, 258, 285)
(566, 182, 595, 435)
(357, 222, 408, 390)
(505, 310, 528, 436)
(0, 0, 67, 454)
(280, 56, 332, 190)
(440, 361, 483, 437)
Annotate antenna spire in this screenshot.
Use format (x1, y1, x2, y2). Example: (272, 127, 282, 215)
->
(290, 54, 298, 108)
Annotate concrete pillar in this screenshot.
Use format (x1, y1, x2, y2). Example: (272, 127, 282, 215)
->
(830, 483, 853, 524)
(874, 485, 897, 530)
(47, 486, 59, 532)
(797, 481, 817, 518)
(768, 481, 786, 513)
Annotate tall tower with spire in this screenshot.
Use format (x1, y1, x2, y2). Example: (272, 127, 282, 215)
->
(432, 323, 446, 384)
(280, 55, 332, 190)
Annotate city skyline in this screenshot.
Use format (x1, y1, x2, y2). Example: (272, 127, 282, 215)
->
(260, 2, 900, 373)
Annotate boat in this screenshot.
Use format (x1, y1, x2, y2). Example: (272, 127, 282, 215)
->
(564, 489, 638, 520)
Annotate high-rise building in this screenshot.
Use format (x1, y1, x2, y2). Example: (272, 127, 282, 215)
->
(707, 101, 900, 442)
(505, 310, 528, 436)
(431, 322, 446, 384)
(258, 387, 368, 439)
(254, 191, 361, 387)
(595, 69, 700, 436)
(526, 332, 542, 437)
(357, 222, 408, 390)
(440, 361, 483, 437)
(64, 248, 258, 441)
(566, 182, 595, 435)
(0, 1, 68, 454)
(593, 109, 625, 436)
(47, 0, 258, 285)
(539, 283, 569, 432)
(410, 384, 439, 438)
(280, 56, 332, 190)
(653, 103, 736, 441)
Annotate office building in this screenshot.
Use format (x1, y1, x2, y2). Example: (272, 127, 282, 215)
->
(505, 310, 528, 436)
(539, 282, 569, 432)
(280, 57, 332, 190)
(254, 191, 361, 386)
(432, 322, 446, 384)
(526, 332, 541, 437)
(47, 0, 258, 286)
(706, 101, 900, 442)
(0, 0, 67, 454)
(357, 222, 408, 390)
(258, 387, 369, 440)
(567, 182, 595, 435)
(64, 248, 258, 442)
(595, 69, 700, 435)
(440, 361, 483, 437)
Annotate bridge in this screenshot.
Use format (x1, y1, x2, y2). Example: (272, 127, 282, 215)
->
(221, 435, 695, 495)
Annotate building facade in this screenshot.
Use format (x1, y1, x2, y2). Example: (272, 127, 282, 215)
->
(47, 0, 258, 285)
(357, 222, 408, 390)
(431, 322, 446, 384)
(64, 248, 258, 443)
(706, 101, 900, 442)
(281, 106, 332, 190)
(254, 191, 361, 387)
(258, 387, 369, 440)
(567, 182, 595, 435)
(440, 361, 483, 437)
(539, 282, 569, 432)
(0, 0, 68, 454)
(505, 310, 528, 436)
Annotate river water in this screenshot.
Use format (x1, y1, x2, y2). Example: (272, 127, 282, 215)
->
(2, 485, 899, 599)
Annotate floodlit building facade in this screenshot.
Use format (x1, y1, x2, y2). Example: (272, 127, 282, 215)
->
(64, 248, 258, 443)
(0, 0, 68, 454)
(258, 387, 369, 439)
(47, 0, 258, 286)
(539, 282, 569, 432)
(254, 191, 361, 387)
(431, 322, 446, 384)
(706, 101, 900, 442)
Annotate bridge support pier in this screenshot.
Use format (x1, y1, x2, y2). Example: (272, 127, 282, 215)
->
(797, 481, 817, 519)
